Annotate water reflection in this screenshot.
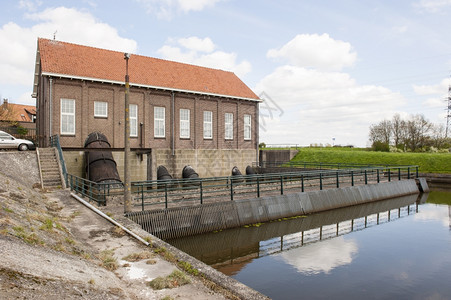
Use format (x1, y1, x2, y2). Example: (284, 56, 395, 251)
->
(170, 193, 422, 275)
(278, 236, 358, 275)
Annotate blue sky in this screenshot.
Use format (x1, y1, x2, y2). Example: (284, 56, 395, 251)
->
(1, 0, 450, 147)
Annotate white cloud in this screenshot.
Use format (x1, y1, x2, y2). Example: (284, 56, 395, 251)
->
(423, 97, 444, 108)
(414, 205, 450, 228)
(157, 36, 251, 77)
(414, 0, 451, 12)
(256, 65, 406, 147)
(178, 36, 215, 53)
(18, 0, 42, 12)
(278, 237, 358, 274)
(0, 7, 137, 104)
(267, 33, 357, 71)
(136, 0, 223, 20)
(413, 78, 449, 95)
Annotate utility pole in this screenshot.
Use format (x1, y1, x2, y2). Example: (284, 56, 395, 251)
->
(124, 53, 131, 213)
(446, 82, 451, 138)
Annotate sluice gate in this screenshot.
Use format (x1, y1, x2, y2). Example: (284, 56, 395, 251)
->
(126, 179, 422, 240)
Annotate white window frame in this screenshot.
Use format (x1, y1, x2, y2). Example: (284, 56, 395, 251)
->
(180, 109, 190, 139)
(244, 114, 252, 140)
(129, 104, 138, 137)
(203, 111, 213, 139)
(61, 98, 75, 135)
(94, 101, 108, 118)
(154, 106, 165, 138)
(225, 112, 233, 140)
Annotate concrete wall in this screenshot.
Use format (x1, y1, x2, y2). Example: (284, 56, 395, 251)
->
(63, 151, 148, 182)
(152, 148, 256, 179)
(128, 179, 421, 239)
(64, 148, 257, 181)
(259, 149, 299, 165)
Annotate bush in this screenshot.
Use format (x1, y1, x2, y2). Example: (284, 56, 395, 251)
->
(372, 141, 389, 152)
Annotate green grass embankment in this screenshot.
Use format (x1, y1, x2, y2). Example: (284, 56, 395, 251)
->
(288, 147, 451, 174)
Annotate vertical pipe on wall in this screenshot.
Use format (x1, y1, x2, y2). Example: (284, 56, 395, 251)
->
(171, 91, 175, 156)
(49, 77, 53, 140)
(256, 101, 259, 166)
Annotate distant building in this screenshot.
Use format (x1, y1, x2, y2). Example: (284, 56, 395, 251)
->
(0, 99, 36, 127)
(32, 38, 261, 180)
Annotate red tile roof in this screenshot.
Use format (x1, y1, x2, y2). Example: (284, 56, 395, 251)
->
(0, 103, 36, 122)
(38, 38, 259, 101)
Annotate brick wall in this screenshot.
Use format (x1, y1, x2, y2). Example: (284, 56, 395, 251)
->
(45, 78, 258, 151)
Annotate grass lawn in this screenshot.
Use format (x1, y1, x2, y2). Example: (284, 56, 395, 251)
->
(288, 147, 451, 174)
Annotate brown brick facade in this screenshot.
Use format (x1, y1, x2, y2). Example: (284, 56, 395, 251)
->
(37, 77, 259, 180)
(38, 78, 258, 151)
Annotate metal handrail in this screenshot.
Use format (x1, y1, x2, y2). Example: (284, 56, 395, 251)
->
(132, 165, 419, 211)
(49, 135, 68, 186)
(65, 163, 419, 208)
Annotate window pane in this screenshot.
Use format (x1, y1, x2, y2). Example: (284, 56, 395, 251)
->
(154, 107, 165, 137)
(61, 99, 75, 135)
(94, 101, 107, 117)
(203, 111, 212, 139)
(130, 104, 137, 137)
(225, 113, 233, 140)
(244, 114, 251, 140)
(180, 109, 190, 138)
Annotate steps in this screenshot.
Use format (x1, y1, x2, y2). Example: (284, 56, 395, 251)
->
(37, 148, 63, 189)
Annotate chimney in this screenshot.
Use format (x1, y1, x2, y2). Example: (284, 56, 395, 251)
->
(2, 99, 7, 108)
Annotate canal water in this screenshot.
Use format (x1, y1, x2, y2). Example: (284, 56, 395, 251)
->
(168, 190, 451, 299)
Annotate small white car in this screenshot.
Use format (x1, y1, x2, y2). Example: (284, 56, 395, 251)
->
(0, 130, 36, 151)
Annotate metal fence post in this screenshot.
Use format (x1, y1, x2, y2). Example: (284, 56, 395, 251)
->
(320, 173, 323, 190)
(301, 174, 304, 192)
(280, 176, 284, 195)
(141, 186, 144, 211)
(336, 171, 339, 188)
(398, 168, 401, 180)
(364, 170, 368, 185)
(200, 181, 203, 204)
(165, 183, 168, 209)
(257, 177, 260, 197)
(230, 178, 234, 201)
(377, 169, 380, 183)
(351, 170, 354, 186)
(416, 166, 419, 178)
(407, 167, 410, 179)
(388, 168, 391, 182)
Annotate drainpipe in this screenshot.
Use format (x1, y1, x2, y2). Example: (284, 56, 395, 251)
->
(256, 102, 259, 166)
(49, 77, 53, 143)
(171, 91, 175, 156)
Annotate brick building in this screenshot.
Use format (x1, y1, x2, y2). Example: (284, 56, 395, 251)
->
(32, 38, 260, 180)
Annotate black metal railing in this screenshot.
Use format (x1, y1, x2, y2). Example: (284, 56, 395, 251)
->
(49, 135, 68, 186)
(131, 165, 418, 211)
(66, 173, 123, 206)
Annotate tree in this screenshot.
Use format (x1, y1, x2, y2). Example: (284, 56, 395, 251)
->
(369, 119, 392, 151)
(368, 113, 445, 152)
(406, 114, 432, 151)
(391, 114, 407, 149)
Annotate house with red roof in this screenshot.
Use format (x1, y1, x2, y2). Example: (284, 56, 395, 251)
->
(32, 38, 260, 180)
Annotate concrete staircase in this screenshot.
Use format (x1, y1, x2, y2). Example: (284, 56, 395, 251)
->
(37, 148, 64, 189)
